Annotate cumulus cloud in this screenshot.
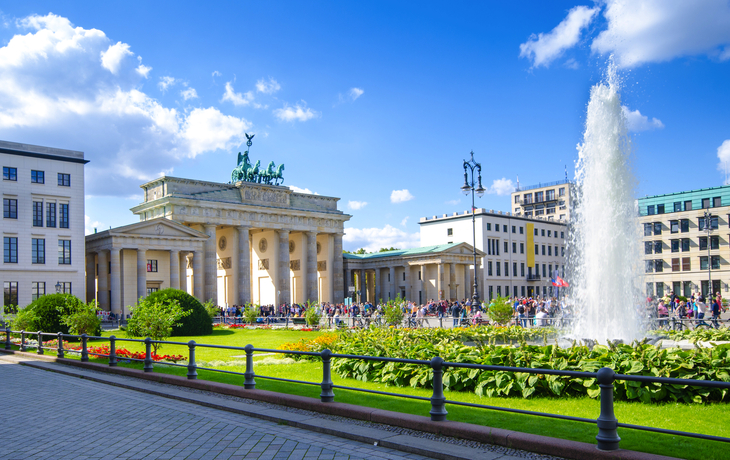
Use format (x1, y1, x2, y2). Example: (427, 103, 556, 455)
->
(348, 200, 367, 210)
(717, 140, 730, 184)
(256, 77, 281, 94)
(273, 101, 319, 122)
(519, 6, 599, 68)
(621, 106, 664, 132)
(344, 225, 420, 253)
(158, 76, 177, 92)
(288, 185, 319, 195)
(489, 178, 515, 196)
(135, 57, 151, 78)
(592, 0, 730, 68)
(390, 189, 414, 203)
(400, 216, 409, 226)
(221, 81, 254, 106)
(349, 87, 364, 100)
(0, 13, 249, 197)
(181, 87, 198, 100)
(85, 215, 105, 235)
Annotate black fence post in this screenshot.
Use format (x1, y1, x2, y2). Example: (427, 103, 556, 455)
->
(187, 340, 198, 380)
(37, 331, 44, 355)
(20, 330, 26, 352)
(244, 344, 256, 389)
(143, 337, 154, 372)
(109, 336, 117, 367)
(320, 349, 335, 402)
(595, 367, 621, 451)
(5, 327, 11, 350)
(57, 332, 64, 358)
(429, 356, 448, 421)
(81, 334, 89, 362)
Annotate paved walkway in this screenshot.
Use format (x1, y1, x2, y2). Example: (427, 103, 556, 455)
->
(0, 358, 434, 460)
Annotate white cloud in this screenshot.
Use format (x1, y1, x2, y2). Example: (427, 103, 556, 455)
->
(181, 87, 198, 100)
(273, 101, 319, 122)
(100, 41, 133, 74)
(158, 76, 177, 92)
(592, 0, 730, 68)
(489, 178, 514, 196)
(344, 224, 420, 253)
(0, 13, 249, 197)
(400, 216, 409, 226)
(348, 87, 364, 100)
(288, 185, 319, 195)
(136, 64, 151, 78)
(390, 189, 414, 203)
(212, 70, 221, 77)
(717, 140, 730, 184)
(85, 215, 105, 235)
(621, 106, 664, 132)
(348, 200, 367, 210)
(221, 81, 255, 106)
(256, 77, 281, 94)
(445, 199, 461, 205)
(519, 6, 599, 68)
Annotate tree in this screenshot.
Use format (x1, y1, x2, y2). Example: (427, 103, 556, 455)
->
(62, 300, 102, 336)
(378, 247, 400, 252)
(487, 296, 515, 326)
(144, 289, 212, 336)
(126, 297, 190, 353)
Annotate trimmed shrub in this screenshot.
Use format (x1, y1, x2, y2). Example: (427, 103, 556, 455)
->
(143, 289, 212, 336)
(16, 294, 96, 336)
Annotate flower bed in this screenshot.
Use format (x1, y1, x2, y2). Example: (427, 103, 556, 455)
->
(12, 338, 186, 363)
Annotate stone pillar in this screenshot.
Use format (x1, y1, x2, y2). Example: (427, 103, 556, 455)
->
(404, 265, 411, 301)
(419, 264, 425, 303)
(237, 226, 251, 305)
(437, 263, 444, 300)
(389, 266, 396, 300)
(277, 229, 291, 307)
(375, 268, 381, 303)
(345, 268, 352, 299)
(193, 251, 203, 301)
(110, 248, 121, 315)
(180, 253, 189, 294)
(306, 232, 318, 303)
(449, 262, 457, 301)
(136, 248, 147, 300)
(333, 233, 344, 304)
(86, 253, 96, 305)
(169, 249, 180, 290)
(97, 250, 109, 310)
(203, 224, 217, 303)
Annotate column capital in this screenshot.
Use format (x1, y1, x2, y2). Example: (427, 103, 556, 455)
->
(277, 228, 290, 236)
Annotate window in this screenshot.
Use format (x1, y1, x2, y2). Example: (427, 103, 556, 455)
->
(644, 223, 652, 236)
(546, 230, 551, 237)
(60, 282, 71, 294)
(561, 231, 565, 239)
(504, 262, 509, 277)
(699, 215, 719, 230)
(417, 270, 421, 281)
(488, 286, 493, 300)
(548, 246, 552, 256)
(535, 191, 543, 202)
(512, 242, 517, 253)
(535, 244, 539, 255)
(542, 245, 546, 255)
(31, 170, 44, 184)
(32, 282, 45, 301)
(670, 220, 678, 233)
(680, 219, 689, 232)
(4, 237, 18, 263)
(520, 243, 524, 254)
(534, 228, 538, 236)
(524, 193, 532, 204)
(542, 264, 547, 278)
(645, 242, 652, 254)
(700, 256, 708, 270)
(33, 201, 43, 227)
(46, 203, 56, 227)
(503, 225, 507, 232)
(561, 246, 565, 257)
(702, 198, 710, 209)
(546, 190, 555, 201)
(700, 237, 708, 250)
(684, 200, 692, 211)
(503, 241, 508, 253)
(714, 197, 722, 207)
(60, 203, 69, 228)
(712, 255, 721, 270)
(559, 187, 565, 197)
(447, 228, 453, 236)
(3, 198, 17, 219)
(520, 263, 525, 277)
(486, 223, 491, 231)
(146, 287, 160, 296)
(58, 173, 70, 186)
(496, 262, 501, 276)
(58, 239, 71, 265)
(653, 222, 662, 235)
(497, 286, 501, 297)
(654, 260, 663, 272)
(32, 238, 45, 264)
(3, 167, 17, 181)
(495, 224, 499, 232)
(657, 204, 665, 214)
(671, 240, 679, 252)
(541, 229, 545, 237)
(654, 241, 662, 254)
(519, 227, 524, 234)
(673, 202, 681, 212)
(646, 283, 654, 297)
(147, 260, 158, 272)
(3, 281, 18, 307)
(682, 238, 690, 252)
(488, 261, 493, 276)
(711, 235, 720, 250)
(656, 282, 664, 298)
(647, 205, 655, 215)
(671, 258, 680, 272)
(645, 261, 653, 273)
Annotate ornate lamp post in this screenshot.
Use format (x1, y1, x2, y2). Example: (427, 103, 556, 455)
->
(704, 209, 712, 297)
(461, 151, 486, 306)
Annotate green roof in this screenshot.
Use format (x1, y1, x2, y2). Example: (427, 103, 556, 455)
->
(343, 243, 462, 260)
(637, 184, 730, 216)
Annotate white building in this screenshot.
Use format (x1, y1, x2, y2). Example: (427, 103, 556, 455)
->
(2, 140, 87, 309)
(511, 179, 573, 222)
(419, 209, 567, 299)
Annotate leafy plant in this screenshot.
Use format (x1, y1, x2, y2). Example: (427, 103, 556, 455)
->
(126, 297, 190, 353)
(12, 293, 85, 335)
(384, 297, 406, 326)
(202, 299, 219, 319)
(279, 333, 339, 360)
(61, 300, 102, 336)
(243, 304, 259, 324)
(487, 296, 514, 325)
(144, 289, 212, 336)
(305, 302, 321, 327)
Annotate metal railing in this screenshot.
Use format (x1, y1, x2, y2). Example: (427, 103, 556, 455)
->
(3, 327, 730, 452)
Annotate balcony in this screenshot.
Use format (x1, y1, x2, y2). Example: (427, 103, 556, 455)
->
(526, 274, 541, 281)
(520, 196, 559, 207)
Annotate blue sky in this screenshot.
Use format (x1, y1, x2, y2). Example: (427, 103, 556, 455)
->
(0, 1, 729, 251)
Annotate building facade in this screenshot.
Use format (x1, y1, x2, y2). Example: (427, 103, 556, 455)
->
(638, 185, 730, 298)
(1, 140, 87, 309)
(419, 209, 567, 299)
(511, 179, 573, 222)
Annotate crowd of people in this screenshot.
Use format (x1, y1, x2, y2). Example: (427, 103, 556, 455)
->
(648, 291, 725, 327)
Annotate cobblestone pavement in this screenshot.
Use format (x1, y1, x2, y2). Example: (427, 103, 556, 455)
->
(0, 360, 433, 460)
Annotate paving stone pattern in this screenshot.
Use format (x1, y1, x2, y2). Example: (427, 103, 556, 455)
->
(0, 361, 432, 460)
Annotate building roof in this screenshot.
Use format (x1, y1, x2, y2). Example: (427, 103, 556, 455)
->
(343, 242, 487, 260)
(0, 139, 88, 164)
(637, 184, 730, 216)
(419, 209, 567, 226)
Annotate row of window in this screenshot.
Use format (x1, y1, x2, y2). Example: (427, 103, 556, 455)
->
(487, 261, 563, 279)
(488, 284, 560, 300)
(3, 199, 68, 228)
(3, 281, 72, 306)
(647, 280, 721, 298)
(3, 167, 71, 186)
(645, 236, 720, 254)
(646, 197, 722, 216)
(645, 256, 720, 273)
(485, 239, 564, 257)
(3, 237, 71, 264)
(515, 187, 566, 204)
(643, 216, 721, 236)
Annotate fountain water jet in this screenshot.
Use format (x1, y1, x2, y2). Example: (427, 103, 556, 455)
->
(567, 62, 643, 344)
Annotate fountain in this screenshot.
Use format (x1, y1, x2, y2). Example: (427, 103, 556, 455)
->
(567, 61, 643, 344)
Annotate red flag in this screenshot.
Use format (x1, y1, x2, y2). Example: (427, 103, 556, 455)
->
(556, 276, 569, 287)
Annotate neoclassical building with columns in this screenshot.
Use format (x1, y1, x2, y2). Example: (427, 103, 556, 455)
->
(86, 176, 351, 314)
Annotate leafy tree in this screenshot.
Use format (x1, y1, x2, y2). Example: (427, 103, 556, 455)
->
(126, 297, 190, 353)
(305, 300, 321, 327)
(243, 303, 259, 324)
(383, 298, 405, 326)
(487, 296, 515, 326)
(144, 289, 212, 336)
(378, 247, 400, 252)
(202, 299, 219, 319)
(62, 300, 102, 336)
(13, 293, 86, 335)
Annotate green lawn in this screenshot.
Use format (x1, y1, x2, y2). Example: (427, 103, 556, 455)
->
(13, 328, 729, 459)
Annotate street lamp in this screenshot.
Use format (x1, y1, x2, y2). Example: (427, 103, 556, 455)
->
(461, 151, 486, 306)
(704, 209, 712, 297)
(55, 282, 62, 293)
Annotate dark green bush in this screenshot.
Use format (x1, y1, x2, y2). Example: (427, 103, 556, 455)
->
(16, 294, 98, 336)
(143, 289, 212, 336)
